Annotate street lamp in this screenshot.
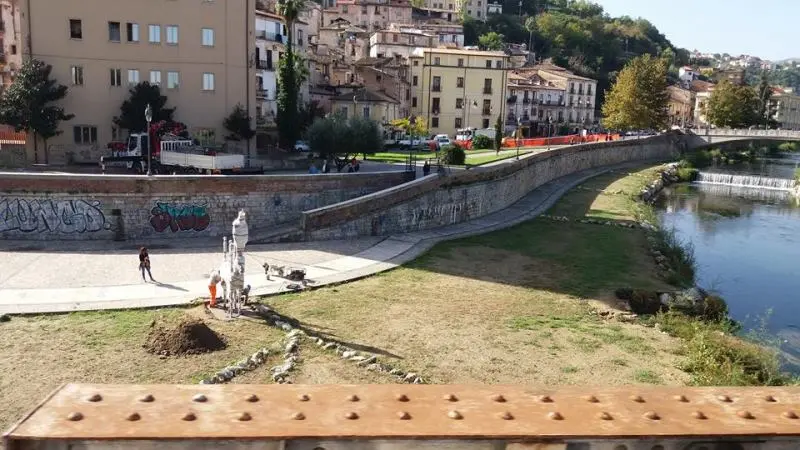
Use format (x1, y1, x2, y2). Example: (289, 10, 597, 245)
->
(516, 117, 522, 160)
(546, 115, 552, 151)
(144, 103, 153, 176)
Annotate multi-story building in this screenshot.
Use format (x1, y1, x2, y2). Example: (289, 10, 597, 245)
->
(506, 72, 564, 136)
(667, 85, 695, 128)
(532, 62, 598, 127)
(355, 56, 410, 117)
(322, 0, 412, 32)
(771, 89, 800, 130)
(0, 0, 22, 88)
(462, 0, 488, 21)
(412, 0, 462, 23)
(409, 47, 509, 136)
(19, 0, 255, 164)
(368, 27, 435, 59)
(690, 80, 715, 126)
(712, 68, 745, 86)
(330, 87, 401, 125)
(255, 10, 286, 134)
(486, 1, 502, 14)
(412, 22, 463, 47)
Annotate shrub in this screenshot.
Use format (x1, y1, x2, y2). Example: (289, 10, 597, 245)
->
(442, 144, 466, 165)
(778, 141, 798, 152)
(687, 150, 713, 168)
(676, 167, 699, 182)
(472, 134, 493, 149)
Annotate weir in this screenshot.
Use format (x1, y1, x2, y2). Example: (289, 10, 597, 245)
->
(696, 172, 797, 191)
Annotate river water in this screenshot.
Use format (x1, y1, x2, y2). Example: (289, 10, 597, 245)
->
(655, 153, 800, 370)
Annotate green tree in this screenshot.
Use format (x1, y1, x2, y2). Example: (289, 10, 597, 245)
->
(0, 59, 74, 164)
(276, 0, 304, 147)
(601, 54, 669, 131)
(478, 32, 505, 51)
(755, 72, 778, 129)
(494, 115, 503, 152)
(223, 104, 256, 141)
(306, 114, 382, 167)
(705, 80, 760, 128)
(390, 116, 428, 147)
(347, 116, 383, 158)
(114, 82, 175, 132)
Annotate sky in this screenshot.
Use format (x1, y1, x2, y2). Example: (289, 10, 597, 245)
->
(592, 0, 798, 61)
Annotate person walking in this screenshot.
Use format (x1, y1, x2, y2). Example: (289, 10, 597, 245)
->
(422, 160, 431, 176)
(139, 247, 155, 282)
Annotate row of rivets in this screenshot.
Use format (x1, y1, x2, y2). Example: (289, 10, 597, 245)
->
(64, 409, 800, 422)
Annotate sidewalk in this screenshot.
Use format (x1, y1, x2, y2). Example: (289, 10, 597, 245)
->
(0, 160, 652, 315)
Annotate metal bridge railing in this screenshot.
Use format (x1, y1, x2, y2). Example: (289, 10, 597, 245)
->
(4, 384, 800, 450)
(689, 128, 800, 139)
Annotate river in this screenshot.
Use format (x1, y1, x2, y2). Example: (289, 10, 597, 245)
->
(655, 153, 800, 371)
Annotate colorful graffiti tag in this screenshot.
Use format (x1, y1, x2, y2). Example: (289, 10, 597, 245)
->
(0, 198, 108, 234)
(149, 202, 210, 233)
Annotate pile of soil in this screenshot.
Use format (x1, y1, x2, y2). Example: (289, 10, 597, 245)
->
(144, 319, 227, 356)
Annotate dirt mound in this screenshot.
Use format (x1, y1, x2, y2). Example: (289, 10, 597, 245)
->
(144, 319, 226, 356)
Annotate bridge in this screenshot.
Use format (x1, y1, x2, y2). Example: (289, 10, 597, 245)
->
(5, 384, 800, 450)
(688, 128, 800, 145)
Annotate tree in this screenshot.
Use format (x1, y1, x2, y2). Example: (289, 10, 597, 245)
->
(297, 100, 326, 131)
(601, 54, 669, 131)
(223, 104, 256, 141)
(704, 80, 760, 128)
(755, 72, 778, 129)
(306, 114, 382, 169)
(494, 115, 503, 152)
(348, 116, 383, 158)
(276, 0, 305, 147)
(478, 31, 505, 51)
(114, 82, 175, 133)
(0, 59, 74, 164)
(390, 116, 428, 146)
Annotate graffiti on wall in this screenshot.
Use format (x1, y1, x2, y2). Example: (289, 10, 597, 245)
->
(150, 202, 210, 233)
(0, 198, 108, 234)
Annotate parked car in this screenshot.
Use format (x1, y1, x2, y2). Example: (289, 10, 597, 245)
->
(434, 134, 452, 149)
(294, 140, 310, 152)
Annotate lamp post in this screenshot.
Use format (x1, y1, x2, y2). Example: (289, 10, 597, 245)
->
(144, 103, 153, 176)
(516, 117, 522, 160)
(547, 115, 552, 151)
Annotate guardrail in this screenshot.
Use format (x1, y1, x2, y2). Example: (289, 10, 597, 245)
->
(5, 384, 799, 450)
(689, 128, 800, 138)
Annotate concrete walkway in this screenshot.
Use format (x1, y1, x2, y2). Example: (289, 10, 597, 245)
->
(0, 160, 651, 315)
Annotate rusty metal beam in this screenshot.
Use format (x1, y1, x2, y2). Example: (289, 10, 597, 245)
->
(4, 384, 799, 446)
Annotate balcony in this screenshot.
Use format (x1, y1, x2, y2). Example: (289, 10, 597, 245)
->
(256, 60, 273, 70)
(256, 30, 284, 43)
(522, 97, 530, 104)
(257, 89, 269, 99)
(506, 95, 517, 103)
(431, 108, 440, 115)
(483, 87, 493, 95)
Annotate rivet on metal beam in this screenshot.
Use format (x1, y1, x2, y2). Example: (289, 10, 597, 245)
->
(674, 395, 689, 402)
(764, 395, 777, 402)
(448, 410, 463, 420)
(737, 410, 755, 420)
(630, 395, 645, 403)
(783, 411, 798, 419)
(692, 411, 708, 420)
(396, 394, 409, 402)
(345, 412, 359, 420)
(717, 395, 733, 403)
(246, 394, 259, 403)
(291, 412, 306, 420)
(298, 394, 310, 402)
(584, 395, 599, 403)
(598, 412, 613, 420)
(538, 395, 553, 403)
(499, 412, 514, 420)
(139, 394, 155, 403)
(643, 411, 660, 420)
(492, 394, 506, 403)
(126, 413, 141, 422)
(548, 412, 564, 420)
(87, 394, 103, 402)
(67, 412, 83, 422)
(192, 394, 208, 403)
(237, 412, 252, 422)
(444, 394, 458, 402)
(347, 394, 360, 402)
(397, 411, 411, 420)
(182, 412, 197, 421)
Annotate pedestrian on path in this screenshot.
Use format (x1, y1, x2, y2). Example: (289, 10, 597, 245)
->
(138, 247, 155, 282)
(423, 160, 431, 176)
(208, 269, 222, 308)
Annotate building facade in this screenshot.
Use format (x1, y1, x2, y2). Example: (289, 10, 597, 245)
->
(506, 72, 564, 136)
(772, 91, 800, 130)
(409, 47, 509, 136)
(667, 85, 695, 128)
(322, 0, 412, 31)
(532, 63, 597, 127)
(20, 0, 255, 164)
(255, 10, 286, 133)
(368, 28, 434, 59)
(0, 0, 22, 88)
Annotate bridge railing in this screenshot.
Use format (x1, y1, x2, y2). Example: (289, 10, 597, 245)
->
(689, 128, 800, 139)
(5, 384, 800, 450)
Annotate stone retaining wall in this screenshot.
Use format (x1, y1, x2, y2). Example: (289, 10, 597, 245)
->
(0, 171, 414, 241)
(302, 135, 681, 240)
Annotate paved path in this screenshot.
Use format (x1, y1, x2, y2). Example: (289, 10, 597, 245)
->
(0, 160, 652, 315)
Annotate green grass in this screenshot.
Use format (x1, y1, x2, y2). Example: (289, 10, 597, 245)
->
(633, 369, 663, 384)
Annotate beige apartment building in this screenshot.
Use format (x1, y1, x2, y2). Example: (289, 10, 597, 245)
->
(19, 0, 255, 164)
(322, 0, 412, 31)
(0, 0, 22, 87)
(409, 47, 509, 136)
(772, 89, 800, 130)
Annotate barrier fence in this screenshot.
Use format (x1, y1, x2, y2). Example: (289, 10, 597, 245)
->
(5, 384, 799, 450)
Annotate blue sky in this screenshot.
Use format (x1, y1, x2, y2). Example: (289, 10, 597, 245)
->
(593, 0, 797, 61)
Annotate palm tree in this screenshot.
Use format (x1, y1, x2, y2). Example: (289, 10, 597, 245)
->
(275, 0, 305, 146)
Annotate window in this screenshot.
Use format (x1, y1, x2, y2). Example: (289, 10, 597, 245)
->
(362, 106, 370, 118)
(433, 57, 440, 65)
(342, 5, 348, 13)
(148, 25, 160, 43)
(455, 117, 462, 128)
(477, 11, 481, 17)
(412, 97, 417, 107)
(150, 70, 161, 85)
(495, 60, 502, 68)
(73, 126, 97, 145)
(361, 5, 367, 13)
(456, 77, 464, 88)
(482, 118, 489, 128)
(126, 23, 139, 42)
(432, 97, 440, 113)
(483, 78, 492, 94)
(298, 29, 303, 46)
(71, 66, 83, 85)
(165, 25, 179, 44)
(432, 76, 441, 92)
(202, 73, 215, 91)
(456, 98, 463, 109)
(112, 126, 120, 141)
(485, 60, 491, 68)
(392, 33, 398, 43)
(431, 117, 439, 128)
(109, 68, 121, 86)
(69, 19, 82, 39)
(457, 58, 464, 67)
(167, 71, 180, 89)
(413, 60, 419, 66)
(412, 75, 418, 86)
(128, 69, 140, 84)
(202, 28, 215, 46)
(108, 22, 121, 42)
